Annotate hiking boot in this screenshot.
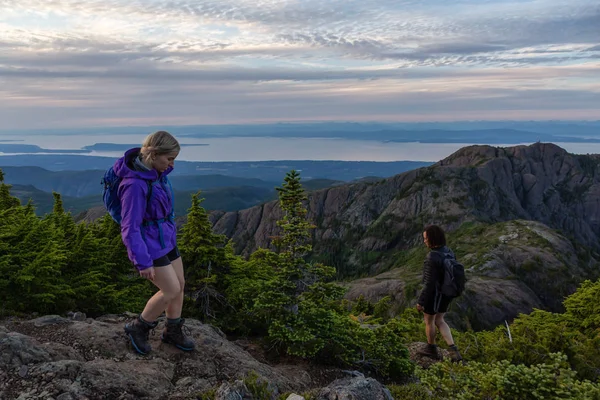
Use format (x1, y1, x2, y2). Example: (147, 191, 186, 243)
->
(124, 316, 158, 355)
(161, 318, 195, 351)
(449, 344, 463, 363)
(417, 344, 441, 360)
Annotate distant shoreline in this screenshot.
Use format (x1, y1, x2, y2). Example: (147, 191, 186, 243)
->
(81, 143, 209, 151)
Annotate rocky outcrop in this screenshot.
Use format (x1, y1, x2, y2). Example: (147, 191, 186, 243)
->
(1, 315, 419, 400)
(315, 373, 393, 400)
(75, 207, 107, 224)
(0, 315, 316, 399)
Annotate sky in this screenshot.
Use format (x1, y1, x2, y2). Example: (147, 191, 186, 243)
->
(1, 0, 599, 129)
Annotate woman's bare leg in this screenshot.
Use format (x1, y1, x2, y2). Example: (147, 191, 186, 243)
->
(435, 312, 455, 345)
(165, 257, 185, 319)
(140, 265, 181, 322)
(423, 313, 437, 344)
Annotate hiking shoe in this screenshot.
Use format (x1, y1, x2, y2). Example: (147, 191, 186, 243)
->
(161, 318, 195, 351)
(449, 345, 463, 363)
(124, 316, 158, 355)
(417, 344, 442, 360)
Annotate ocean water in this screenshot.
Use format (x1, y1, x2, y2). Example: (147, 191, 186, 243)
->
(0, 133, 599, 162)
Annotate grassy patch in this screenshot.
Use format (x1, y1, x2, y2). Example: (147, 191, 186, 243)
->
(388, 382, 435, 400)
(390, 247, 429, 273)
(404, 279, 422, 302)
(196, 389, 216, 400)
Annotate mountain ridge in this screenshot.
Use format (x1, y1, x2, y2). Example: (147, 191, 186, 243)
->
(211, 142, 600, 258)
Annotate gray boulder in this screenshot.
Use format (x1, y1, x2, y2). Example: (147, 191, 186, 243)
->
(316, 376, 393, 400)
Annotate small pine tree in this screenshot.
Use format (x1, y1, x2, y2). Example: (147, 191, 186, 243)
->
(52, 192, 64, 215)
(0, 168, 21, 211)
(274, 170, 314, 260)
(180, 192, 230, 319)
(251, 171, 347, 355)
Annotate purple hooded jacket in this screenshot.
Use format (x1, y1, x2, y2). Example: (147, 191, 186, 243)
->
(113, 148, 177, 270)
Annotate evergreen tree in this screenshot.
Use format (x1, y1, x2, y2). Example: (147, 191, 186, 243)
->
(0, 205, 33, 314)
(247, 171, 346, 355)
(255, 170, 338, 316)
(23, 199, 35, 216)
(179, 192, 230, 319)
(11, 217, 72, 314)
(52, 192, 64, 215)
(0, 169, 21, 210)
(88, 214, 154, 314)
(47, 192, 76, 241)
(60, 222, 120, 315)
(274, 170, 314, 260)
(0, 171, 154, 316)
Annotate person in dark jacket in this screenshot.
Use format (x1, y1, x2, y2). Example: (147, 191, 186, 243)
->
(416, 225, 462, 361)
(115, 131, 195, 355)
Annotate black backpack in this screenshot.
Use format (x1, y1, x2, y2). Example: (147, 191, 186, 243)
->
(435, 250, 466, 298)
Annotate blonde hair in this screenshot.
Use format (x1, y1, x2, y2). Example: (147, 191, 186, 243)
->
(140, 131, 180, 163)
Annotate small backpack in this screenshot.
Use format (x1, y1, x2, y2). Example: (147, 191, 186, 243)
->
(102, 166, 125, 224)
(101, 167, 173, 224)
(436, 251, 466, 298)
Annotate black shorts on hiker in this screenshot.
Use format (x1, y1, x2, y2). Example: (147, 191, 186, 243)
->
(152, 246, 181, 267)
(423, 294, 453, 315)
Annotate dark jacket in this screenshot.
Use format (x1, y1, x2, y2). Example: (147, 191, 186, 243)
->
(418, 246, 454, 305)
(113, 148, 176, 271)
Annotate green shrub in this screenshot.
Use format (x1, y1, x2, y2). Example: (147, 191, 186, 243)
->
(244, 371, 274, 399)
(453, 281, 600, 381)
(388, 383, 435, 400)
(418, 353, 600, 400)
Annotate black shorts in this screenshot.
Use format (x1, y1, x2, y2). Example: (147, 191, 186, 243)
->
(152, 246, 181, 267)
(423, 294, 453, 315)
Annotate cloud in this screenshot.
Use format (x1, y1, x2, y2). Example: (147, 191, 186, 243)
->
(1, 0, 599, 128)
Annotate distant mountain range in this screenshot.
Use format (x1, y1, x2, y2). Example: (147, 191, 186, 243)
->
(0, 157, 431, 180)
(3, 168, 347, 216)
(8, 183, 277, 216)
(81, 143, 209, 151)
(0, 144, 88, 154)
(0, 166, 282, 197)
(180, 128, 600, 144)
(1, 162, 389, 216)
(3, 120, 600, 137)
(0, 156, 421, 216)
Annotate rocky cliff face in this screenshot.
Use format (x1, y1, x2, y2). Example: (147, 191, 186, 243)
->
(213, 143, 600, 262)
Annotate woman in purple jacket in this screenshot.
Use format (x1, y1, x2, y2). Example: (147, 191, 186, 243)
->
(114, 130, 194, 355)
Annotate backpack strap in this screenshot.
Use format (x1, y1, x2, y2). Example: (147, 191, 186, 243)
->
(157, 176, 175, 218)
(432, 249, 450, 264)
(433, 248, 455, 259)
(165, 176, 175, 217)
(146, 180, 154, 203)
